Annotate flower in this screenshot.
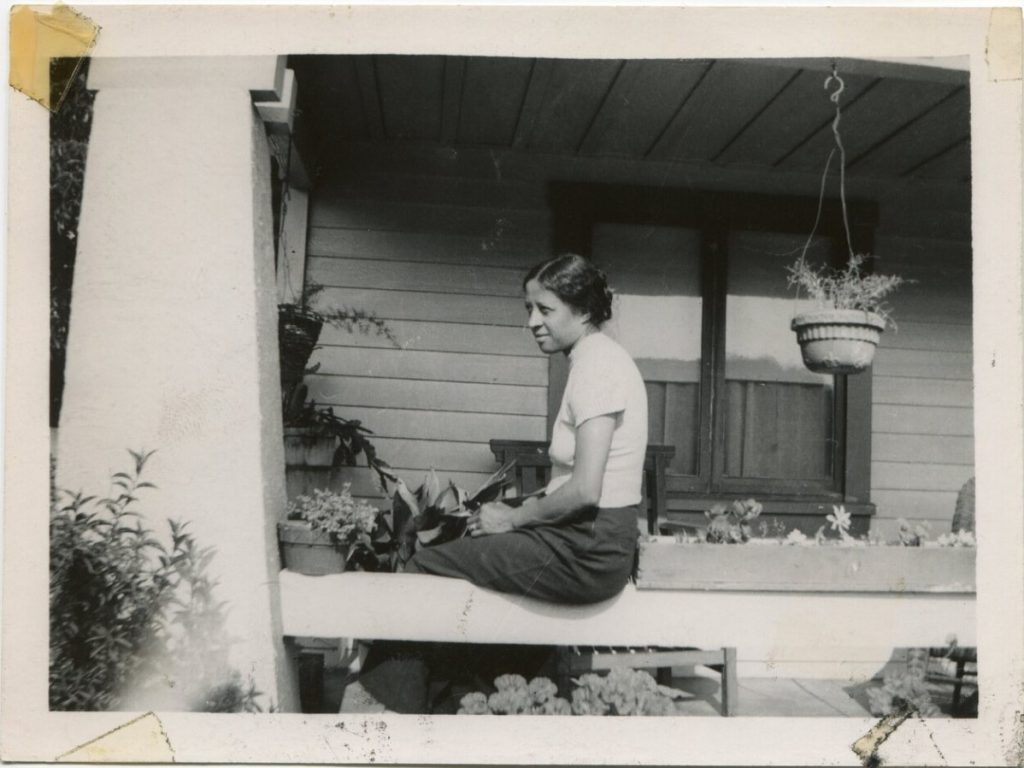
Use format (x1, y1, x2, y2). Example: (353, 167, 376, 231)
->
(784, 529, 810, 546)
(286, 485, 379, 547)
(936, 530, 976, 548)
(457, 692, 490, 715)
(826, 505, 852, 534)
(528, 676, 558, 705)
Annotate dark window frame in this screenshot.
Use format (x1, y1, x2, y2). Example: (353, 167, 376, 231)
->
(548, 181, 877, 522)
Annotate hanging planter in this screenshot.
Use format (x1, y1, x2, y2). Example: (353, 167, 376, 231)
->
(277, 281, 399, 422)
(791, 309, 886, 375)
(787, 67, 906, 375)
(278, 304, 323, 398)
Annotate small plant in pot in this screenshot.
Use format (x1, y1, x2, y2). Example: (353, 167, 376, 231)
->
(283, 399, 393, 491)
(787, 253, 905, 375)
(278, 486, 388, 576)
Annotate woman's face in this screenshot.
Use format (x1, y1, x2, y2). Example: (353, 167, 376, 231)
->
(524, 279, 591, 355)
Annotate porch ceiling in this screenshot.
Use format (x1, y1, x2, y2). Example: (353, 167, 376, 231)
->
(290, 55, 970, 185)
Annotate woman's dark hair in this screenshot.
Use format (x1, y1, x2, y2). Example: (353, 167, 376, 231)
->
(523, 254, 614, 326)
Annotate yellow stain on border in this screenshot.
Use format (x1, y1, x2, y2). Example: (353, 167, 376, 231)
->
(10, 4, 99, 111)
(851, 710, 910, 767)
(57, 712, 175, 763)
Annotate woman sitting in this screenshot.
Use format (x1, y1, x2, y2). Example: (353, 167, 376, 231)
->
(404, 253, 649, 604)
(354, 254, 648, 711)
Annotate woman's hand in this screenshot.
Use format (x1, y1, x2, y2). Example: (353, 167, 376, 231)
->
(467, 502, 519, 537)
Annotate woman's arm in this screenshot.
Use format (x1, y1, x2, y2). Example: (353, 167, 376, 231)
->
(469, 414, 616, 536)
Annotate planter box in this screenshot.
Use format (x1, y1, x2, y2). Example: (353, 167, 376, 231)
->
(284, 427, 336, 468)
(637, 538, 976, 593)
(278, 521, 349, 576)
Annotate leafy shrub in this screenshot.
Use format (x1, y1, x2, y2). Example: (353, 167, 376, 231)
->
(704, 498, 763, 544)
(866, 647, 941, 718)
(458, 669, 679, 716)
(50, 449, 263, 711)
(50, 58, 95, 427)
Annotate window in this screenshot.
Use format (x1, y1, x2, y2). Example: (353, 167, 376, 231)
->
(551, 183, 876, 524)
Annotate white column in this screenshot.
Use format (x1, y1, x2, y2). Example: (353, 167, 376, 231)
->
(56, 57, 298, 711)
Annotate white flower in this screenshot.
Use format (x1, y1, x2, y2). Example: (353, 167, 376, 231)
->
(286, 485, 379, 545)
(784, 529, 810, 546)
(826, 505, 852, 534)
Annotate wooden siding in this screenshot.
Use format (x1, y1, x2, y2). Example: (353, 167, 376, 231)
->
(306, 188, 549, 488)
(871, 232, 974, 530)
(308, 143, 972, 532)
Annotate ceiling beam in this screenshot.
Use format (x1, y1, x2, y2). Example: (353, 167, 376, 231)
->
(512, 59, 554, 149)
(355, 56, 385, 141)
(643, 60, 715, 159)
(847, 85, 966, 169)
(441, 56, 467, 145)
(575, 59, 629, 155)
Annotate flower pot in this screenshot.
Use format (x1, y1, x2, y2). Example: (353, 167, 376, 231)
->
(283, 427, 337, 468)
(278, 306, 324, 395)
(791, 309, 886, 375)
(278, 521, 349, 576)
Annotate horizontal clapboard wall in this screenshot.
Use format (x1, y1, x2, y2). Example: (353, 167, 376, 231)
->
(306, 185, 550, 490)
(308, 145, 973, 530)
(871, 233, 974, 534)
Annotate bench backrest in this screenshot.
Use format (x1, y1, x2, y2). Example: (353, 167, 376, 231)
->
(488, 439, 675, 535)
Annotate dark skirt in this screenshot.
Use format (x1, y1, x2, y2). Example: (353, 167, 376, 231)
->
(403, 505, 640, 605)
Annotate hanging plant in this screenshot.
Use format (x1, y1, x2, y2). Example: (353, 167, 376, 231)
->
(278, 280, 398, 417)
(788, 68, 907, 375)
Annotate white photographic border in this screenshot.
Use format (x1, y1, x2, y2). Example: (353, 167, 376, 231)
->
(4, 5, 1022, 765)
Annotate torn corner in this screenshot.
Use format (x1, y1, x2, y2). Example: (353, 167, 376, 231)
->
(852, 710, 911, 768)
(9, 4, 100, 111)
(56, 712, 175, 763)
(986, 7, 1023, 82)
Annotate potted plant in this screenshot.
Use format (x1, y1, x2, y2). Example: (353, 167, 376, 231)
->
(391, 462, 518, 571)
(283, 399, 392, 487)
(786, 68, 906, 375)
(787, 253, 905, 374)
(278, 486, 386, 576)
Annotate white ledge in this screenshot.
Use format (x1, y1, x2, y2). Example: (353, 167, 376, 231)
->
(88, 55, 285, 99)
(278, 570, 975, 648)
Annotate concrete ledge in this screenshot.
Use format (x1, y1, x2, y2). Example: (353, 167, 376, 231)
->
(278, 570, 975, 647)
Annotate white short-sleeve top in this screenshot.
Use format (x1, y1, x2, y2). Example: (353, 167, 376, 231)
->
(545, 331, 648, 508)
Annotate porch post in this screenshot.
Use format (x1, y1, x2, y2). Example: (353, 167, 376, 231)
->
(55, 56, 298, 711)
